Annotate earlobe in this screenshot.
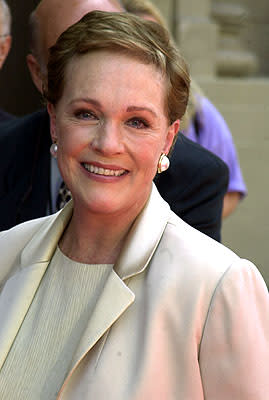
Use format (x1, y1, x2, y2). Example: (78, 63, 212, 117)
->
(47, 103, 58, 143)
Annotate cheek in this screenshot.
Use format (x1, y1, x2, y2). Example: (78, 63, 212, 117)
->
(135, 140, 162, 175)
(57, 123, 87, 156)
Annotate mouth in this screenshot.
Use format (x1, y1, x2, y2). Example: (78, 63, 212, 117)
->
(82, 163, 127, 177)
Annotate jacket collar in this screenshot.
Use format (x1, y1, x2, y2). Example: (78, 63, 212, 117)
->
(115, 184, 171, 280)
(21, 183, 171, 279)
(21, 200, 73, 265)
(0, 204, 73, 370)
(0, 184, 171, 374)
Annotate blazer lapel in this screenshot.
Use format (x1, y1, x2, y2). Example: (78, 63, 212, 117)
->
(59, 270, 135, 397)
(59, 184, 171, 396)
(0, 202, 73, 370)
(66, 183, 170, 372)
(0, 184, 171, 391)
(0, 261, 48, 370)
(115, 184, 171, 280)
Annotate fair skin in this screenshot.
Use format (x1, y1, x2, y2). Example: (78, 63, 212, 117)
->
(0, 8, 11, 70)
(222, 192, 241, 218)
(0, 3, 11, 69)
(0, 35, 11, 69)
(48, 50, 179, 264)
(27, 0, 123, 93)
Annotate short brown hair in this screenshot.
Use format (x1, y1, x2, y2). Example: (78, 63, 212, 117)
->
(44, 10, 190, 123)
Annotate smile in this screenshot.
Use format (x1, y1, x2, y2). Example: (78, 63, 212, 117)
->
(82, 163, 126, 177)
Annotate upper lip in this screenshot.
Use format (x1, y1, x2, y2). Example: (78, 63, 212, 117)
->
(81, 161, 128, 171)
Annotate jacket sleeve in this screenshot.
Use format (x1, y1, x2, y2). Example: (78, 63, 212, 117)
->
(199, 259, 269, 399)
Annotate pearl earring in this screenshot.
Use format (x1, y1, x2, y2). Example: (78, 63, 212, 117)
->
(157, 153, 170, 173)
(50, 142, 58, 158)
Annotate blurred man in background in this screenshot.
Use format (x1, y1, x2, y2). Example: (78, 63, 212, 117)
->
(0, 0, 13, 121)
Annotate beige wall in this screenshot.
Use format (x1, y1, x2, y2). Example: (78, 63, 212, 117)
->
(151, 0, 269, 78)
(151, 0, 173, 24)
(151, 0, 269, 283)
(2, 1, 268, 283)
(241, 0, 269, 76)
(198, 78, 269, 284)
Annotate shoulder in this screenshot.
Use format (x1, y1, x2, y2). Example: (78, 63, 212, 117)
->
(147, 208, 266, 322)
(166, 210, 266, 292)
(0, 108, 48, 142)
(162, 210, 239, 279)
(0, 109, 50, 169)
(0, 215, 53, 283)
(167, 133, 229, 192)
(173, 132, 228, 173)
(155, 133, 228, 241)
(0, 214, 51, 244)
(163, 211, 267, 297)
(0, 108, 17, 123)
(155, 210, 268, 322)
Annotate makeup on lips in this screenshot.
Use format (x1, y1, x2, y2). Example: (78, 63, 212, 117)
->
(81, 161, 128, 181)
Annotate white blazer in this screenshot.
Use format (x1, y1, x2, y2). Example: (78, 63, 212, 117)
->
(0, 184, 268, 399)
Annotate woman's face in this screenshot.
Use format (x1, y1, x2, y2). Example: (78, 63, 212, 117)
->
(48, 50, 179, 218)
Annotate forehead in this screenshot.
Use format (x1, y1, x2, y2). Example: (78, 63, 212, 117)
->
(66, 50, 164, 81)
(62, 50, 166, 108)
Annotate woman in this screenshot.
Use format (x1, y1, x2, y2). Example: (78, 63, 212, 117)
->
(0, 10, 268, 399)
(123, 0, 247, 218)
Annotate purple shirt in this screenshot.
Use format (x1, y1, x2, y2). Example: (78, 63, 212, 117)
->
(184, 96, 247, 196)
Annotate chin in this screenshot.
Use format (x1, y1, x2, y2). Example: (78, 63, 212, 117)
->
(72, 181, 151, 218)
(76, 193, 125, 216)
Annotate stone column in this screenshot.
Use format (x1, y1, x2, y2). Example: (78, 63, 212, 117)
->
(174, 0, 218, 77)
(212, 1, 259, 76)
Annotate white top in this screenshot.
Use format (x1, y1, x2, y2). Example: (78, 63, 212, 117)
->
(0, 247, 113, 399)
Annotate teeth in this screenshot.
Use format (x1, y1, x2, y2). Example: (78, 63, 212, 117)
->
(83, 163, 125, 176)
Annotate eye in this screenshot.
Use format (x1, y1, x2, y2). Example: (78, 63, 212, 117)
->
(74, 110, 98, 121)
(126, 117, 149, 129)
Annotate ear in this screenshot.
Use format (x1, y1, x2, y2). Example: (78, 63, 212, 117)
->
(47, 103, 58, 143)
(162, 119, 180, 154)
(0, 35, 11, 69)
(26, 53, 44, 93)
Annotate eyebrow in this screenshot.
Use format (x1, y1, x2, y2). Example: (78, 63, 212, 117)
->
(126, 106, 157, 118)
(68, 99, 158, 118)
(68, 98, 102, 108)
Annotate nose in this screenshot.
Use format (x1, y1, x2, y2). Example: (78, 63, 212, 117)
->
(91, 120, 124, 156)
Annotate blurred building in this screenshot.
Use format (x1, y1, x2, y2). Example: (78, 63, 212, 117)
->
(155, 0, 269, 284)
(1, 0, 269, 284)
(154, 0, 268, 77)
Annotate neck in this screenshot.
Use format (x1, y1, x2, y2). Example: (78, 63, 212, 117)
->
(59, 200, 146, 264)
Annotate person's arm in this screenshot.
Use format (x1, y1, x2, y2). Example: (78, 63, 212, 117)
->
(199, 260, 269, 398)
(222, 191, 241, 218)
